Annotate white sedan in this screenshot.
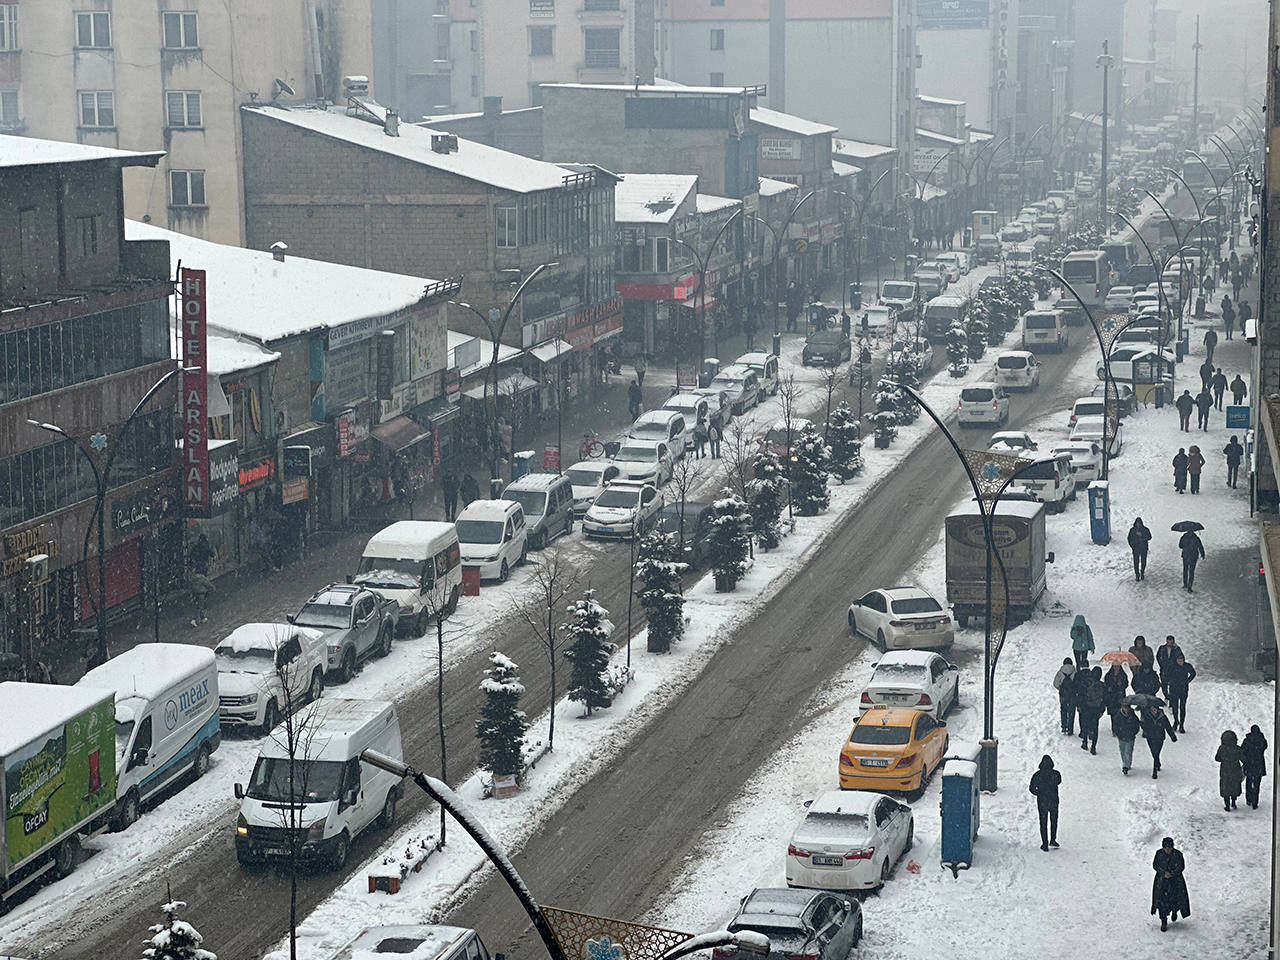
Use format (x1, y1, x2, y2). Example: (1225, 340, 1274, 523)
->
(785, 791, 914, 892)
(987, 431, 1039, 455)
(857, 650, 960, 719)
(1103, 286, 1134, 312)
(847, 587, 954, 650)
(565, 462, 621, 516)
(608, 440, 675, 486)
(1049, 440, 1104, 487)
(581, 480, 663, 540)
(1071, 415, 1123, 457)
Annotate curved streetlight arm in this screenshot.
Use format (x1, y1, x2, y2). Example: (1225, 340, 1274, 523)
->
(662, 932, 771, 960)
(361, 750, 569, 960)
(1111, 207, 1173, 351)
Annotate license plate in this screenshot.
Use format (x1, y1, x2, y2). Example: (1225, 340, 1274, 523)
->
(264, 847, 289, 856)
(812, 856, 844, 866)
(861, 758, 890, 767)
(914, 622, 934, 631)
(597, 526, 613, 534)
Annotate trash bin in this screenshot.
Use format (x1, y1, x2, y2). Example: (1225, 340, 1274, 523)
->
(512, 450, 535, 479)
(1088, 480, 1111, 545)
(963, 226, 973, 247)
(940, 757, 979, 875)
(701, 358, 720, 388)
(461, 565, 482, 597)
(772, 332, 782, 356)
(1196, 295, 1206, 319)
(849, 282, 862, 310)
(489, 477, 504, 500)
(905, 255, 919, 279)
(1176, 327, 1189, 361)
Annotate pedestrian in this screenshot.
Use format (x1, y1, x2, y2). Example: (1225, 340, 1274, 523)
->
(692, 419, 708, 459)
(461, 472, 482, 506)
(628, 379, 643, 420)
(1131, 661, 1161, 699)
(1129, 634, 1156, 672)
(1155, 635, 1184, 695)
(1198, 358, 1214, 393)
(1216, 730, 1244, 811)
(1028, 755, 1062, 851)
(634, 354, 647, 387)
(1239, 299, 1252, 328)
(1172, 447, 1189, 493)
(1103, 662, 1129, 722)
(250, 514, 272, 576)
(1223, 299, 1236, 340)
(1211, 368, 1227, 410)
(785, 282, 802, 333)
(187, 533, 215, 627)
(442, 470, 460, 522)
(1053, 657, 1078, 735)
(1230, 374, 1248, 406)
(1151, 837, 1191, 931)
(1164, 655, 1195, 733)
(1202, 272, 1215, 298)
(1069, 614, 1094, 669)
(1078, 666, 1106, 754)
(1175, 390, 1194, 432)
(1232, 271, 1243, 300)
(1203, 328, 1218, 364)
(1141, 704, 1178, 779)
(1179, 528, 1205, 591)
(708, 419, 722, 459)
(1114, 702, 1141, 774)
(1128, 517, 1152, 581)
(744, 309, 758, 352)
(1224, 435, 1245, 489)
(1187, 444, 1205, 494)
(1194, 390, 1212, 431)
(1242, 724, 1269, 810)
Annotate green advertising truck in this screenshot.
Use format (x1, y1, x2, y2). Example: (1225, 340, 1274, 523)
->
(2, 681, 117, 907)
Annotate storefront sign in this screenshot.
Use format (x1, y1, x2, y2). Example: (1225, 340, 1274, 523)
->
(821, 223, 844, 243)
(350, 449, 372, 464)
(281, 476, 309, 505)
(913, 146, 951, 175)
(543, 445, 559, 472)
(919, 0, 989, 29)
(209, 443, 240, 513)
(327, 342, 369, 409)
(1, 524, 58, 579)
(410, 305, 448, 380)
(761, 138, 801, 161)
(337, 412, 371, 458)
(376, 330, 396, 401)
(616, 283, 690, 300)
(110, 490, 177, 536)
(676, 362, 699, 390)
(566, 324, 595, 352)
(432, 427, 443, 466)
(181, 268, 209, 515)
(593, 313, 624, 341)
(238, 457, 275, 492)
(327, 312, 406, 351)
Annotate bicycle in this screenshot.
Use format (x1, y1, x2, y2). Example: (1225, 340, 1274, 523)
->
(579, 432, 605, 459)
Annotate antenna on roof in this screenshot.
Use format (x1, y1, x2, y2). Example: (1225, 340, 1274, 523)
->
(635, 76, 641, 92)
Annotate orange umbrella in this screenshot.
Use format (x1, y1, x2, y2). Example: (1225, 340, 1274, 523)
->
(1101, 649, 1139, 666)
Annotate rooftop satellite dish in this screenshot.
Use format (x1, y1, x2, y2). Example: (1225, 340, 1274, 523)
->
(274, 78, 296, 99)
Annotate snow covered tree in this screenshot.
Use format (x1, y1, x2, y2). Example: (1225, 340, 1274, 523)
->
(946, 322, 968, 375)
(708, 494, 752, 592)
(872, 379, 900, 448)
(562, 589, 616, 715)
(885, 350, 921, 425)
(140, 900, 217, 960)
(747, 450, 785, 549)
(635, 534, 686, 653)
(476, 652, 527, 781)
(789, 423, 830, 515)
(825, 403, 864, 483)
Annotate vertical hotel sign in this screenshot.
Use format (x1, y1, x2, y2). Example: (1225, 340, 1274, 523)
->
(181, 269, 209, 515)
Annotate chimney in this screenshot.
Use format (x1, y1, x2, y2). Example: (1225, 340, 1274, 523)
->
(271, 241, 288, 262)
(384, 109, 400, 137)
(483, 96, 503, 118)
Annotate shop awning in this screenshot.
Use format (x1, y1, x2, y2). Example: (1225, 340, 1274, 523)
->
(371, 415, 431, 452)
(462, 373, 540, 401)
(680, 294, 717, 311)
(529, 339, 573, 363)
(413, 396, 459, 427)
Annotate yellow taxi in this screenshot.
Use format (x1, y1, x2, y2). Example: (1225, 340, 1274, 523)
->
(838, 706, 949, 798)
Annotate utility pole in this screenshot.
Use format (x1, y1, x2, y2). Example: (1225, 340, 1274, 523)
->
(1097, 41, 1114, 228)
(1191, 16, 1202, 151)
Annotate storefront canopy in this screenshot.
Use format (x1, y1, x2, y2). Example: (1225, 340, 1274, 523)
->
(462, 373, 540, 401)
(371, 415, 432, 452)
(529, 339, 574, 363)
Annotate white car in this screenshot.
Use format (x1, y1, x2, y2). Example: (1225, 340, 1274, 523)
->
(987, 430, 1039, 454)
(581, 480, 663, 540)
(692, 386, 732, 428)
(1096, 345, 1175, 381)
(1103, 286, 1135, 312)
(628, 409, 691, 453)
(891, 338, 934, 373)
(1129, 292, 1160, 315)
(1000, 222, 1029, 242)
(1049, 440, 1104, 486)
(995, 351, 1040, 391)
(857, 650, 960, 719)
(709, 366, 761, 415)
(785, 790, 914, 892)
(1071, 415, 1123, 456)
(456, 498, 529, 582)
(957, 385, 1010, 427)
(608, 439, 675, 486)
(215, 623, 327, 732)
(847, 586, 954, 650)
(934, 253, 966, 280)
(663, 393, 711, 441)
(565, 461, 621, 516)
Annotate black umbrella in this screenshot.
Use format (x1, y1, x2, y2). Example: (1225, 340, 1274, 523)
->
(258, 507, 286, 523)
(1122, 693, 1166, 709)
(1171, 520, 1204, 532)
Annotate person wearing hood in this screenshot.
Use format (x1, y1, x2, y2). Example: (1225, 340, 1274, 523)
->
(1141, 705, 1178, 779)
(1077, 666, 1106, 754)
(1186, 445, 1205, 494)
(1103, 662, 1129, 721)
(1113, 703, 1142, 774)
(1216, 730, 1244, 811)
(1242, 725, 1269, 810)
(1179, 529, 1205, 591)
(1128, 635, 1156, 671)
(1053, 658, 1078, 735)
(1164, 655, 1195, 733)
(1028, 755, 1062, 851)
(1128, 517, 1152, 581)
(1152, 837, 1191, 932)
(1070, 614, 1095, 669)
(1172, 448, 1189, 493)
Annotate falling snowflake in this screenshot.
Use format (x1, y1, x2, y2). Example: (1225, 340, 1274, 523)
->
(90, 432, 108, 452)
(584, 935, 625, 960)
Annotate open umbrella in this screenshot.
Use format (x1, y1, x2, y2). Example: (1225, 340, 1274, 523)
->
(1101, 649, 1139, 666)
(1122, 693, 1166, 709)
(1171, 520, 1204, 532)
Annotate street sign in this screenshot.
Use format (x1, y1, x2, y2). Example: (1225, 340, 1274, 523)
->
(1226, 405, 1251, 429)
(913, 146, 950, 176)
(676, 361, 699, 390)
(544, 445, 560, 471)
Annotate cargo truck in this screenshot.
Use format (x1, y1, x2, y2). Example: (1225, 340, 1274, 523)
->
(2, 682, 117, 906)
(945, 500, 1051, 628)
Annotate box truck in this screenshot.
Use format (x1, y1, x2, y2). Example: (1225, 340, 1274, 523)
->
(2, 682, 117, 904)
(945, 500, 1050, 628)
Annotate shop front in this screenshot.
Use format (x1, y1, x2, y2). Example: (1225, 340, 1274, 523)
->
(282, 420, 337, 528)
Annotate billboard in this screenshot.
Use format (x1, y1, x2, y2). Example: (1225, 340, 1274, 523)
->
(180, 268, 209, 516)
(919, 0, 989, 30)
(913, 146, 951, 177)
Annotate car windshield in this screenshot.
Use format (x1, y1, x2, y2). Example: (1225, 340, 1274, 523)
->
(850, 724, 912, 745)
(882, 282, 915, 299)
(890, 596, 943, 615)
(595, 488, 639, 509)
(810, 331, 843, 346)
(729, 921, 805, 948)
(656, 511, 696, 535)
(215, 646, 275, 674)
(800, 811, 870, 839)
(961, 388, 994, 403)
(630, 423, 670, 441)
(614, 445, 657, 463)
(115, 720, 134, 763)
(506, 490, 548, 518)
(926, 304, 962, 322)
(246, 756, 346, 803)
(872, 663, 929, 682)
(456, 519, 504, 544)
(997, 356, 1028, 369)
(355, 556, 426, 588)
(293, 602, 352, 629)
(1075, 402, 1104, 415)
(1017, 459, 1062, 481)
(1024, 314, 1057, 329)
(566, 468, 603, 487)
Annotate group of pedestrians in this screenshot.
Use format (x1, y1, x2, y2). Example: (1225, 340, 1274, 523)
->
(1125, 516, 1205, 591)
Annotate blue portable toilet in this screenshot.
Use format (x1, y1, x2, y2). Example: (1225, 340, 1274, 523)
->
(940, 757, 979, 876)
(512, 450, 535, 480)
(1087, 480, 1110, 545)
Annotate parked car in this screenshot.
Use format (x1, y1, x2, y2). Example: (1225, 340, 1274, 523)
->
(565, 461, 621, 516)
(847, 586, 954, 650)
(355, 521, 460, 635)
(857, 650, 960, 719)
(878, 279, 920, 324)
(1008, 453, 1077, 513)
(1071, 415, 1123, 456)
(504, 473, 575, 549)
(455, 499, 528, 582)
(581, 480, 663, 540)
(974, 235, 1002, 264)
(1069, 397, 1124, 426)
(987, 430, 1039, 454)
(709, 366, 761, 415)
(760, 418, 814, 460)
(912, 261, 949, 298)
(994, 350, 1040, 391)
(1000, 221, 1029, 242)
(628, 409, 691, 453)
(609, 439, 676, 486)
(1103, 285, 1135, 312)
(803, 329, 852, 366)
(692, 387, 732, 429)
(1090, 381, 1135, 417)
(1128, 292, 1160, 315)
(891, 337, 934, 373)
(785, 791, 914, 893)
(737, 351, 781, 397)
(663, 393, 711, 443)
(1049, 440, 1103, 487)
(935, 251, 970, 277)
(957, 385, 1010, 427)
(856, 303, 898, 337)
(719, 888, 863, 960)
(215, 623, 327, 733)
(291, 584, 399, 684)
(933, 256, 962, 282)
(654, 501, 715, 567)
(1096, 345, 1174, 381)
(838, 707, 949, 798)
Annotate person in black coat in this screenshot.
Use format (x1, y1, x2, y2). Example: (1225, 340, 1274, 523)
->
(628, 379, 643, 420)
(1152, 837, 1191, 931)
(1175, 390, 1195, 432)
(1113, 703, 1142, 774)
(459, 472, 480, 507)
(1028, 754, 1062, 851)
(1194, 389, 1213, 431)
(1163, 655, 1195, 733)
(1211, 368, 1228, 410)
(1198, 358, 1214, 391)
(1077, 667, 1106, 754)
(1131, 661, 1161, 696)
(1141, 705, 1178, 779)
(1156, 635, 1184, 696)
(1102, 663, 1129, 722)
(1224, 436, 1245, 489)
(441, 470, 460, 522)
(1053, 658, 1078, 735)
(1172, 448, 1189, 493)
(1179, 530, 1205, 591)
(1127, 517, 1152, 581)
(1242, 724, 1269, 810)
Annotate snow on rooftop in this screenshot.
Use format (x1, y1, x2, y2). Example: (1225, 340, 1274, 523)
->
(449, 329, 523, 377)
(0, 135, 164, 170)
(751, 106, 838, 137)
(696, 194, 741, 215)
(758, 177, 800, 197)
(917, 128, 966, 146)
(832, 137, 897, 159)
(419, 106, 543, 125)
(243, 103, 569, 194)
(615, 173, 698, 224)
(919, 95, 965, 106)
(128, 221, 440, 343)
(832, 160, 862, 178)
(541, 82, 757, 96)
(169, 323, 280, 377)
(217, 623, 319, 653)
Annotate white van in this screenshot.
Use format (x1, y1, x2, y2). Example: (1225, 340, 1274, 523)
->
(356, 521, 462, 634)
(1021, 309, 1068, 352)
(77, 643, 221, 831)
(1006, 249, 1035, 271)
(736, 351, 780, 396)
(1009, 454, 1076, 513)
(323, 926, 492, 960)
(456, 499, 528, 582)
(234, 698, 403, 870)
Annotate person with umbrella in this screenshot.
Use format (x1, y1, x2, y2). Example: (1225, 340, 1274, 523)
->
(1242, 724, 1268, 810)
(1053, 657, 1078, 735)
(1164, 654, 1195, 733)
(1028, 755, 1062, 851)
(1216, 730, 1244, 811)
(1152, 837, 1191, 931)
(1113, 702, 1142, 774)
(1172, 448, 1189, 494)
(1140, 703, 1178, 779)
(1187, 445, 1205, 494)
(1127, 517, 1152, 581)
(1156, 635, 1184, 696)
(1069, 614, 1095, 669)
(1175, 523, 1206, 591)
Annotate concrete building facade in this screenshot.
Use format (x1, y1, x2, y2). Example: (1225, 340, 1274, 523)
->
(917, 0, 1018, 139)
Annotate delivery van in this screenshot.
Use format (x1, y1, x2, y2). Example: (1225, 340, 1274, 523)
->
(234, 698, 403, 870)
(323, 926, 492, 960)
(76, 643, 221, 831)
(355, 521, 462, 635)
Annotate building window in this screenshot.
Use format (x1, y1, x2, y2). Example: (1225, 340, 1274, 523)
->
(655, 237, 670, 272)
(76, 11, 111, 48)
(470, 29, 477, 51)
(163, 12, 199, 49)
(79, 91, 115, 128)
(166, 91, 203, 127)
(711, 0, 724, 5)
(709, 72, 724, 87)
(584, 0, 620, 9)
(583, 28, 620, 68)
(710, 29, 724, 50)
(435, 23, 450, 60)
(529, 26, 553, 57)
(75, 214, 101, 256)
(496, 203, 518, 248)
(0, 6, 18, 51)
(170, 170, 206, 207)
(0, 87, 18, 127)
(471, 75, 478, 97)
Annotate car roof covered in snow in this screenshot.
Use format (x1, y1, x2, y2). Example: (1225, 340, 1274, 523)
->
(950, 499, 1044, 520)
(739, 887, 819, 919)
(77, 643, 215, 704)
(217, 623, 322, 653)
(457, 499, 523, 522)
(807, 789, 879, 816)
(363, 521, 458, 558)
(327, 926, 475, 960)
(875, 650, 939, 668)
(0, 682, 114, 757)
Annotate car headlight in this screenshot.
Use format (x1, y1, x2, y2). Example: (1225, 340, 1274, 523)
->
(236, 812, 249, 837)
(327, 644, 341, 658)
(307, 817, 327, 840)
(245, 692, 259, 704)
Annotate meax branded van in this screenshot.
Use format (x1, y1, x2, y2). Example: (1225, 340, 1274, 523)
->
(323, 926, 492, 960)
(76, 643, 220, 831)
(355, 521, 462, 635)
(234, 698, 403, 871)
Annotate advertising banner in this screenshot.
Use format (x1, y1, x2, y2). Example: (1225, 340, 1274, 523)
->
(919, 0, 989, 29)
(376, 330, 396, 401)
(180, 268, 209, 516)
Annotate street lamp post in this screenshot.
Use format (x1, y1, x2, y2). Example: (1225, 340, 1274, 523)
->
(671, 207, 744, 362)
(28, 365, 188, 667)
(1097, 41, 1115, 225)
(767, 191, 818, 336)
(1112, 207, 1176, 401)
(748, 216, 783, 340)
